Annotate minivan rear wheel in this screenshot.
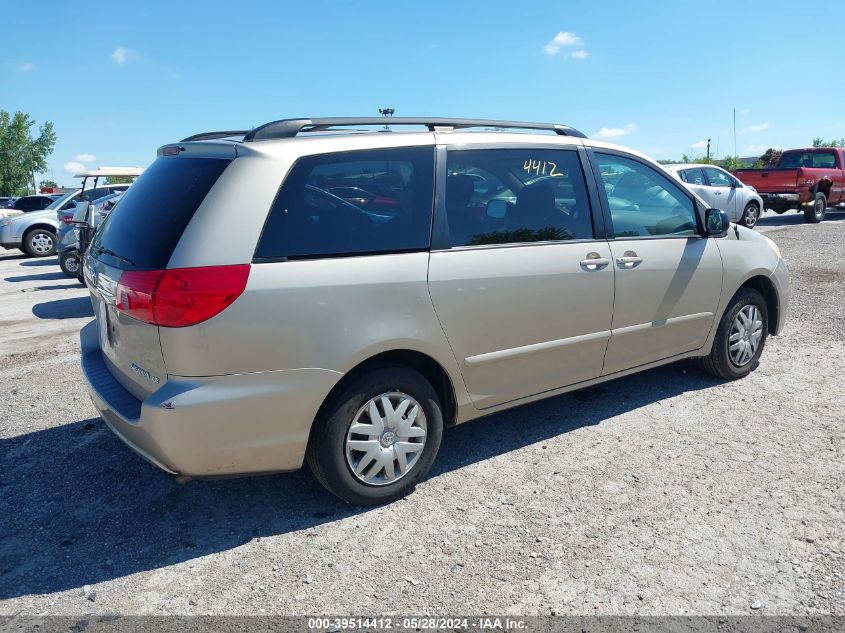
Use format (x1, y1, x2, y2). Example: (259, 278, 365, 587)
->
(306, 366, 443, 505)
(699, 287, 768, 380)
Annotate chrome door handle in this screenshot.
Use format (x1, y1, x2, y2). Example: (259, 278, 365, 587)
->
(616, 251, 643, 267)
(579, 253, 610, 270)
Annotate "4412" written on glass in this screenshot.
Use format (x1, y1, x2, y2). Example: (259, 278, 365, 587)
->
(523, 159, 564, 177)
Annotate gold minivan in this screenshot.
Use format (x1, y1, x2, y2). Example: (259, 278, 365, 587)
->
(80, 117, 789, 504)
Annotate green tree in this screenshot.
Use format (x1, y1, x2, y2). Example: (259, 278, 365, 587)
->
(759, 148, 783, 167)
(811, 136, 845, 148)
(39, 179, 58, 189)
(721, 155, 745, 171)
(0, 110, 56, 196)
(107, 175, 135, 184)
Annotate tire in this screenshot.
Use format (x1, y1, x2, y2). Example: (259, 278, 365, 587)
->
(23, 228, 56, 257)
(306, 366, 444, 505)
(740, 202, 760, 229)
(699, 287, 768, 380)
(59, 250, 81, 277)
(803, 192, 827, 223)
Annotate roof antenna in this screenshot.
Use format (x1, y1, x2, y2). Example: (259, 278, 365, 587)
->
(378, 108, 395, 131)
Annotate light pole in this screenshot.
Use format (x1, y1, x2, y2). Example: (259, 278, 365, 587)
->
(706, 139, 711, 163)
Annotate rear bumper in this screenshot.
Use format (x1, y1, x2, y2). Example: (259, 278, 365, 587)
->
(80, 321, 342, 477)
(759, 190, 812, 210)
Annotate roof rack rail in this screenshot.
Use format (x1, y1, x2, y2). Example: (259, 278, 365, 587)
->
(240, 117, 587, 142)
(180, 130, 251, 142)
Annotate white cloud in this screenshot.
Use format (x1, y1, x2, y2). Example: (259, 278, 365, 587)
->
(64, 161, 86, 175)
(691, 140, 708, 149)
(570, 49, 589, 60)
(745, 144, 768, 153)
(73, 153, 96, 163)
(743, 122, 769, 133)
(111, 47, 130, 64)
(543, 31, 584, 56)
(18, 62, 35, 72)
(594, 123, 637, 139)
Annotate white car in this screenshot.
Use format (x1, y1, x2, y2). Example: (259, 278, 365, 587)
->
(664, 164, 764, 229)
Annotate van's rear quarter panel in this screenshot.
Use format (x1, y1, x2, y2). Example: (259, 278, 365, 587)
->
(158, 253, 461, 379)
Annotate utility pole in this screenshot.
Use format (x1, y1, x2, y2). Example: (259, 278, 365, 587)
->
(27, 147, 37, 193)
(733, 108, 737, 158)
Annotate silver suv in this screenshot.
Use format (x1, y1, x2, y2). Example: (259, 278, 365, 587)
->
(80, 117, 789, 505)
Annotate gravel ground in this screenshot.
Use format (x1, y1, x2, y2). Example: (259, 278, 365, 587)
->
(0, 209, 843, 617)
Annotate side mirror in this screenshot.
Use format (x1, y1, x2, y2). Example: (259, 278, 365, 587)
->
(705, 208, 730, 237)
(486, 199, 508, 219)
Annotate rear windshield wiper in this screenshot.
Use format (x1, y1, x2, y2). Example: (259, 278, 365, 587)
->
(93, 246, 136, 267)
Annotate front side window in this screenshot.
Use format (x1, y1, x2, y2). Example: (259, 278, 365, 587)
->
(255, 146, 434, 260)
(703, 167, 733, 187)
(445, 148, 593, 247)
(680, 168, 705, 185)
(595, 153, 698, 238)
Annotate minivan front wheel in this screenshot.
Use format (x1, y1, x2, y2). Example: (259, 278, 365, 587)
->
(307, 366, 443, 505)
(699, 287, 768, 380)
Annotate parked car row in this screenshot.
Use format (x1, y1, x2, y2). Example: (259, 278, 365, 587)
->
(0, 168, 141, 259)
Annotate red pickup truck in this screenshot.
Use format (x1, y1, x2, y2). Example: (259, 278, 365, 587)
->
(733, 147, 845, 223)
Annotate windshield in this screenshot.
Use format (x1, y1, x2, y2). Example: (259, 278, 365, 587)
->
(45, 191, 79, 210)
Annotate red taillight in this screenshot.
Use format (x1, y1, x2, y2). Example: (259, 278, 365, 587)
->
(61, 215, 74, 224)
(116, 265, 250, 327)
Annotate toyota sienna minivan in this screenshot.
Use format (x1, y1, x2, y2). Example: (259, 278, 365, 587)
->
(80, 117, 789, 505)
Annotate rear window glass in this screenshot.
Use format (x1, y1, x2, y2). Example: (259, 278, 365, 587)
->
(91, 157, 230, 270)
(779, 151, 838, 168)
(255, 146, 434, 260)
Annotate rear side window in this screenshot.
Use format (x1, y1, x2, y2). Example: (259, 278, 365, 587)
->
(91, 157, 230, 270)
(445, 148, 593, 247)
(255, 146, 434, 260)
(680, 168, 705, 185)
